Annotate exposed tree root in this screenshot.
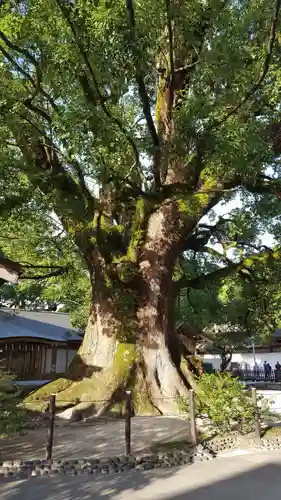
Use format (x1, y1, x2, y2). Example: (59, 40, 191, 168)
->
(24, 342, 194, 419)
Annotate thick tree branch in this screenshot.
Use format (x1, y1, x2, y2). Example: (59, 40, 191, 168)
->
(56, 0, 140, 167)
(8, 108, 95, 214)
(243, 175, 281, 197)
(215, 0, 281, 126)
(0, 190, 33, 215)
(176, 247, 281, 290)
(0, 45, 34, 85)
(20, 263, 68, 269)
(126, 0, 159, 148)
(0, 30, 38, 67)
(125, 0, 160, 188)
(0, 30, 58, 112)
(19, 267, 68, 280)
(13, 133, 94, 224)
(23, 98, 52, 123)
(166, 0, 174, 85)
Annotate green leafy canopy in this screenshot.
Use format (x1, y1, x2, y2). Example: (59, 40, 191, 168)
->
(1, 0, 281, 338)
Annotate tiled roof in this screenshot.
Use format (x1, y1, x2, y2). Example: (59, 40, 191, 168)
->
(0, 308, 82, 342)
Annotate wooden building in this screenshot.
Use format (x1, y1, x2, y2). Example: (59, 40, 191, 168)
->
(0, 308, 82, 381)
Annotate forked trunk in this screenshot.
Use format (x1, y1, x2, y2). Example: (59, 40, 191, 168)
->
(25, 262, 193, 418)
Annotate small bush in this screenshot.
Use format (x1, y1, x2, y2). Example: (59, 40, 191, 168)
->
(0, 372, 26, 437)
(187, 373, 268, 434)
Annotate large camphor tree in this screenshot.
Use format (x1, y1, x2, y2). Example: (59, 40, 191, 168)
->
(1, 0, 281, 416)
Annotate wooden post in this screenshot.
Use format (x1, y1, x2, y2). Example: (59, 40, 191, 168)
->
(46, 394, 56, 460)
(22, 347, 27, 379)
(125, 391, 132, 456)
(188, 389, 197, 446)
(251, 387, 261, 440)
(65, 344, 69, 373)
(7, 348, 12, 373)
(43, 346, 48, 377)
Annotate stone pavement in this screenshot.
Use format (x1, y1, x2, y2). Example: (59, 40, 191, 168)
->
(1, 450, 281, 499)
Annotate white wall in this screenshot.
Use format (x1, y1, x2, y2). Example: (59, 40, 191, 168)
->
(258, 390, 281, 413)
(42, 347, 78, 374)
(203, 352, 281, 371)
(55, 348, 77, 372)
(45, 348, 52, 373)
(56, 349, 66, 373)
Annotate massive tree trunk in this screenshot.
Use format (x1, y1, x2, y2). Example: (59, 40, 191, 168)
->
(26, 275, 191, 418)
(25, 204, 198, 418)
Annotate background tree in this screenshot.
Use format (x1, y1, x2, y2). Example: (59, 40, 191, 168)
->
(1, 0, 281, 416)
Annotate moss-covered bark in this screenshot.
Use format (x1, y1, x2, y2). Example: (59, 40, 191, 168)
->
(25, 270, 194, 418)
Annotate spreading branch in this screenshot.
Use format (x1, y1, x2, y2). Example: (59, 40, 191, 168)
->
(243, 174, 281, 197)
(166, 0, 174, 85)
(14, 134, 93, 223)
(19, 267, 69, 280)
(176, 246, 281, 290)
(0, 36, 86, 207)
(0, 30, 58, 112)
(56, 0, 140, 167)
(0, 44, 34, 85)
(19, 263, 68, 269)
(215, 0, 281, 126)
(125, 0, 159, 148)
(125, 0, 160, 188)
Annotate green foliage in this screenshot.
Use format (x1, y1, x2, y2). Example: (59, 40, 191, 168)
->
(195, 373, 269, 434)
(0, 0, 281, 344)
(176, 247, 281, 346)
(0, 208, 91, 329)
(0, 372, 26, 437)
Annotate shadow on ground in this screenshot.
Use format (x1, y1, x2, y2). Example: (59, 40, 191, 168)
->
(1, 453, 281, 499)
(0, 417, 190, 460)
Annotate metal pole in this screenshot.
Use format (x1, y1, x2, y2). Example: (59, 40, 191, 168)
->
(46, 394, 56, 460)
(252, 341, 257, 366)
(125, 391, 132, 455)
(251, 387, 261, 440)
(188, 389, 197, 446)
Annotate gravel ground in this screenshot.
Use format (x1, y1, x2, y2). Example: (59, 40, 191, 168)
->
(0, 417, 190, 461)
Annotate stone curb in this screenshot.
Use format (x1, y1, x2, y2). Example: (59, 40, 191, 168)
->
(260, 437, 281, 450)
(2, 435, 265, 481)
(0, 445, 216, 480)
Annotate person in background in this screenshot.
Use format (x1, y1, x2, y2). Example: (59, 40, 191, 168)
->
(275, 361, 281, 382)
(264, 361, 272, 380)
(254, 362, 259, 380)
(264, 361, 269, 379)
(267, 362, 272, 375)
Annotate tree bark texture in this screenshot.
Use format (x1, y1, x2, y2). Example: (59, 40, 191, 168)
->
(26, 204, 200, 417)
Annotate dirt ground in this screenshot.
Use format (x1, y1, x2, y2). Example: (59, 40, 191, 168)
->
(0, 416, 191, 461)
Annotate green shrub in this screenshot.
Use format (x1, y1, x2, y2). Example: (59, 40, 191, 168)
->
(193, 373, 268, 434)
(0, 372, 26, 437)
